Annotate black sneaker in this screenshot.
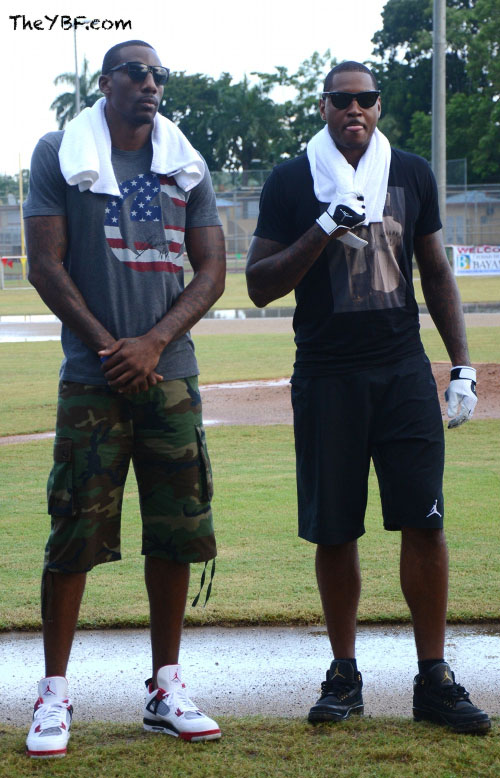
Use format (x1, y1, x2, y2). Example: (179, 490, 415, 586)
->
(308, 660, 364, 722)
(413, 662, 491, 734)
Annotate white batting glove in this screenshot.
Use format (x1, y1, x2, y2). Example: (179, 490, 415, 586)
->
(317, 192, 367, 248)
(444, 366, 477, 428)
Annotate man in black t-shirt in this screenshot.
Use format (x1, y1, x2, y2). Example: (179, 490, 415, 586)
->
(246, 61, 489, 733)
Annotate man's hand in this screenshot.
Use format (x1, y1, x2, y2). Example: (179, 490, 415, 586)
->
(316, 191, 367, 247)
(99, 336, 164, 394)
(445, 366, 477, 428)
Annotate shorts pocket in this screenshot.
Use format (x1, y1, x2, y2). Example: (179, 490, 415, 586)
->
(195, 424, 214, 503)
(47, 437, 76, 518)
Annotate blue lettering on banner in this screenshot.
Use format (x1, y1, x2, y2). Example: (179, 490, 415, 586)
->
(453, 246, 500, 276)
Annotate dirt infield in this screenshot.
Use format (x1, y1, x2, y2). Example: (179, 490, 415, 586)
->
(193, 314, 500, 424)
(1, 314, 498, 445)
(200, 363, 500, 426)
(1, 362, 497, 447)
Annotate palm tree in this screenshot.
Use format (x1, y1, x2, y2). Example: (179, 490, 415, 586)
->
(51, 57, 101, 129)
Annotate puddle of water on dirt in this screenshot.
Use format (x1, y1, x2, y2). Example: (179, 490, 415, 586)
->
(0, 314, 59, 323)
(1, 625, 498, 723)
(202, 378, 289, 391)
(0, 335, 61, 342)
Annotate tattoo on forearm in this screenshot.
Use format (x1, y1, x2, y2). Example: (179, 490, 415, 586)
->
(247, 225, 329, 305)
(418, 240, 470, 365)
(26, 216, 114, 351)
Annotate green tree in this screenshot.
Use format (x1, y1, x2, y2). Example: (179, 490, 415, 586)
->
(0, 171, 30, 204)
(51, 57, 101, 129)
(159, 72, 228, 170)
(159, 72, 286, 171)
(407, 111, 431, 158)
(370, 0, 500, 182)
(254, 50, 337, 157)
(220, 76, 286, 170)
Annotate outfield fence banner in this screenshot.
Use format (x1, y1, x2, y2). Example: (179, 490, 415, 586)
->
(452, 245, 500, 276)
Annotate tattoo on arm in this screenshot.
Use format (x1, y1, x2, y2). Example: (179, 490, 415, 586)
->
(146, 225, 226, 348)
(26, 216, 114, 352)
(246, 224, 331, 307)
(415, 231, 470, 365)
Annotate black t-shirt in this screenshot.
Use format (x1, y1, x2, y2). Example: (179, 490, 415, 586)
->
(254, 149, 442, 375)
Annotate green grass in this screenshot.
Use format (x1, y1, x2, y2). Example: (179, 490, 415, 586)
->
(1, 718, 499, 778)
(1, 421, 499, 630)
(1, 274, 499, 316)
(0, 274, 296, 316)
(414, 275, 500, 305)
(0, 327, 498, 437)
(219, 272, 295, 309)
(0, 336, 297, 436)
(420, 327, 500, 362)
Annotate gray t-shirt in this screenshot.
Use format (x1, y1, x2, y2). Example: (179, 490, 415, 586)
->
(24, 131, 221, 384)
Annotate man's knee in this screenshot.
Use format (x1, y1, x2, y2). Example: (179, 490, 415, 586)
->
(401, 528, 448, 564)
(41, 569, 86, 622)
(317, 539, 358, 555)
(401, 527, 446, 546)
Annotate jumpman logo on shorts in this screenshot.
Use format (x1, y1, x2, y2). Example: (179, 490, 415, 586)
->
(426, 499, 442, 519)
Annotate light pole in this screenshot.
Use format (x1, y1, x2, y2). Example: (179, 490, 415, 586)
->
(73, 20, 92, 115)
(432, 0, 447, 240)
(74, 25, 80, 114)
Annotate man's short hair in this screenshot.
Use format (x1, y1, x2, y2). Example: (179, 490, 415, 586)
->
(324, 61, 378, 92)
(102, 40, 155, 74)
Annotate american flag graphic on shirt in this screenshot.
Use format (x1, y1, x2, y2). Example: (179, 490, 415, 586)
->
(104, 172, 186, 272)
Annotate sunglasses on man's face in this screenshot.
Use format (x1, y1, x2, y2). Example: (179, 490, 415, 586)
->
(322, 91, 380, 110)
(108, 61, 170, 86)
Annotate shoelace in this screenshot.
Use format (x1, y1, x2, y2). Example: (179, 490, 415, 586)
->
(440, 683, 470, 703)
(34, 701, 69, 729)
(320, 678, 357, 699)
(158, 684, 199, 713)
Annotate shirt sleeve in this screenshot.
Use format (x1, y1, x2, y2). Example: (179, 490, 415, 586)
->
(185, 161, 222, 229)
(23, 134, 67, 218)
(414, 158, 442, 237)
(254, 167, 296, 246)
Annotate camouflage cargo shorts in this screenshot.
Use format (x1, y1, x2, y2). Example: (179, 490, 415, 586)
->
(44, 377, 216, 573)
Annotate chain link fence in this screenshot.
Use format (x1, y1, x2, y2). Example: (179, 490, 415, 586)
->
(212, 167, 500, 266)
(2, 169, 499, 280)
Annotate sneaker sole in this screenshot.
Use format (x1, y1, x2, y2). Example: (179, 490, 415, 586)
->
(26, 749, 67, 758)
(308, 705, 364, 723)
(413, 708, 491, 734)
(144, 722, 221, 741)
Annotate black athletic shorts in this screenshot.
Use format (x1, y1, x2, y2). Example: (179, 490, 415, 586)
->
(291, 353, 445, 545)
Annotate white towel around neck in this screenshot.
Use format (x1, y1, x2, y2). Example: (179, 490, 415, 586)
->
(58, 97, 205, 196)
(307, 126, 391, 223)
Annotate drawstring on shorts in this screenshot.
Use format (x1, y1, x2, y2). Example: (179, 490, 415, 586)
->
(191, 559, 216, 607)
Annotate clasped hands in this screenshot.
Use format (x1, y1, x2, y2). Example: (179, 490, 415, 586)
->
(99, 335, 163, 394)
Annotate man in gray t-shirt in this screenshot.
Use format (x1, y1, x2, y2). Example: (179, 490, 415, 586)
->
(24, 39, 226, 758)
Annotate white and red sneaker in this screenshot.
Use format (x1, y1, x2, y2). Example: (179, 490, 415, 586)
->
(26, 676, 73, 758)
(143, 664, 221, 742)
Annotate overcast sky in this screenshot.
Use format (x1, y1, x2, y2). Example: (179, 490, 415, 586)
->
(2, 0, 387, 176)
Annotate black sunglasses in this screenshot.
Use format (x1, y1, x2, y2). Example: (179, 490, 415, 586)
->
(322, 91, 380, 110)
(108, 61, 170, 86)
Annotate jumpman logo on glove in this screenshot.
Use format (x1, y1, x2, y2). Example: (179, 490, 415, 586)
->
(316, 191, 367, 248)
